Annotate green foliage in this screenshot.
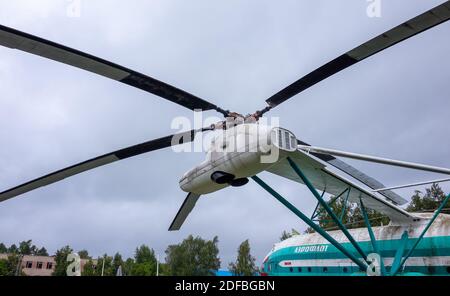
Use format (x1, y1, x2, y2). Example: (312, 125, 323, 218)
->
(7, 244, 18, 254)
(81, 259, 97, 276)
(158, 263, 169, 276)
(89, 255, 116, 276)
(279, 230, 292, 241)
(229, 240, 258, 276)
(130, 245, 157, 276)
(112, 252, 124, 274)
(279, 229, 300, 241)
(0, 254, 23, 276)
(306, 194, 390, 233)
(35, 247, 49, 256)
(81, 252, 125, 276)
(0, 259, 8, 275)
(81, 249, 154, 276)
(306, 184, 449, 233)
(0, 240, 48, 276)
(18, 240, 34, 255)
(78, 250, 90, 259)
(52, 245, 73, 276)
(406, 183, 449, 212)
(1, 238, 222, 277)
(123, 258, 135, 276)
(130, 261, 155, 276)
(165, 235, 220, 276)
(0, 240, 48, 256)
(134, 245, 155, 264)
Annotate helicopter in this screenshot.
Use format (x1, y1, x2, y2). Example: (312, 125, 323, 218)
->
(1, 0, 450, 276)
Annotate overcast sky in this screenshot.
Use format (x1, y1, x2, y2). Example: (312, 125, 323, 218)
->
(0, 0, 449, 269)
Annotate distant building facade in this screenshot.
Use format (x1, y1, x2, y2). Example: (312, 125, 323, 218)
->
(0, 253, 93, 276)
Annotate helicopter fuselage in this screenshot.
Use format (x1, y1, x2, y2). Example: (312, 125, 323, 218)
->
(179, 123, 298, 195)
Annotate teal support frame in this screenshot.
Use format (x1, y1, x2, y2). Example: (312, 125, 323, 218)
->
(286, 157, 368, 261)
(360, 198, 386, 276)
(390, 193, 450, 276)
(390, 231, 409, 275)
(310, 189, 327, 220)
(339, 188, 351, 222)
(251, 175, 368, 271)
(312, 188, 346, 220)
(310, 202, 320, 220)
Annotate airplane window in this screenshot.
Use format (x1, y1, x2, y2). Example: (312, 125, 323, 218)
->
(343, 267, 348, 273)
(323, 267, 328, 272)
(297, 267, 302, 272)
(307, 267, 312, 272)
(289, 267, 293, 272)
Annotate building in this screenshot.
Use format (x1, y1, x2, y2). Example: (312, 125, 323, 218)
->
(0, 253, 93, 276)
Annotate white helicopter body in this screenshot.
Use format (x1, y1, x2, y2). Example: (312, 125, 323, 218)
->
(180, 124, 297, 195)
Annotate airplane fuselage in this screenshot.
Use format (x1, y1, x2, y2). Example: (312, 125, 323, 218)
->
(261, 213, 450, 276)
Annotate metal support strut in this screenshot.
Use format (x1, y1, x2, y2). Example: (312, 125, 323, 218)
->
(310, 189, 327, 220)
(286, 157, 368, 261)
(311, 187, 345, 220)
(340, 188, 351, 222)
(390, 193, 450, 276)
(360, 198, 386, 276)
(251, 175, 367, 271)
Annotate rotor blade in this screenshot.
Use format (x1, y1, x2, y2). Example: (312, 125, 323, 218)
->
(0, 128, 208, 202)
(325, 158, 407, 205)
(0, 24, 228, 116)
(266, 1, 450, 108)
(298, 145, 450, 175)
(169, 193, 201, 231)
(297, 139, 407, 205)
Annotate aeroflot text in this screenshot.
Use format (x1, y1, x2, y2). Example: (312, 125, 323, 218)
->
(294, 245, 329, 253)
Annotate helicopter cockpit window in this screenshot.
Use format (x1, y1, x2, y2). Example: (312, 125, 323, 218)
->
(284, 131, 291, 150)
(271, 128, 297, 152)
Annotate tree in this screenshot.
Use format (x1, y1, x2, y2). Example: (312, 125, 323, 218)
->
(81, 255, 127, 277)
(158, 263, 169, 276)
(305, 184, 449, 234)
(36, 247, 48, 256)
(0, 254, 23, 276)
(280, 229, 300, 241)
(19, 240, 34, 255)
(165, 235, 220, 276)
(229, 240, 258, 276)
(95, 255, 115, 276)
(81, 259, 97, 276)
(305, 195, 389, 233)
(123, 258, 135, 276)
(8, 244, 18, 254)
(0, 243, 7, 253)
(112, 252, 124, 275)
(0, 259, 8, 275)
(131, 245, 157, 276)
(78, 250, 90, 259)
(135, 245, 155, 265)
(279, 230, 292, 241)
(407, 183, 449, 212)
(15, 240, 48, 256)
(53, 245, 73, 276)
